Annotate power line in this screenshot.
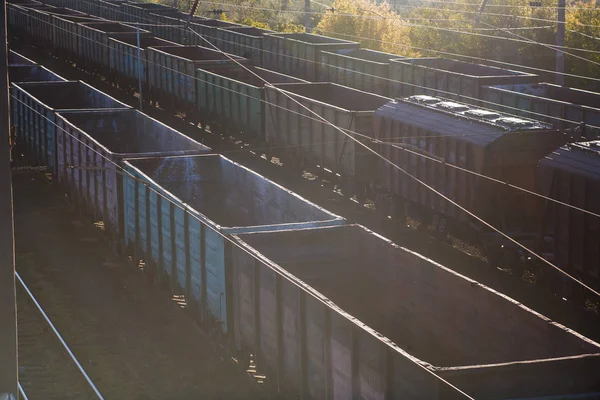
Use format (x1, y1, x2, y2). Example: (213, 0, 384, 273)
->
(6, 91, 474, 400)
(13, 6, 600, 128)
(12, 2, 600, 223)
(185, 25, 600, 300)
(191, 0, 600, 29)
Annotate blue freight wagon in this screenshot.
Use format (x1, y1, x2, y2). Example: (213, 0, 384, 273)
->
(122, 154, 344, 332)
(51, 14, 105, 60)
(232, 224, 600, 399)
(11, 80, 131, 171)
(262, 33, 360, 81)
(480, 83, 600, 139)
(147, 45, 247, 115)
(8, 65, 67, 83)
(195, 65, 307, 139)
(320, 48, 404, 96)
(54, 109, 211, 250)
(28, 7, 90, 50)
(8, 50, 37, 66)
(109, 35, 180, 93)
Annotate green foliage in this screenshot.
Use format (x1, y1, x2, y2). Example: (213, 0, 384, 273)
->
(565, 2, 600, 88)
(156, 0, 600, 90)
(314, 0, 414, 55)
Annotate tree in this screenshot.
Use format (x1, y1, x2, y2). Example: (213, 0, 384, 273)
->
(314, 0, 414, 55)
(565, 1, 600, 90)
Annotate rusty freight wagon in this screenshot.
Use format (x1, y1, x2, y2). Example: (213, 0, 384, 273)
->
(231, 224, 600, 399)
(77, 22, 151, 71)
(195, 65, 307, 139)
(321, 49, 404, 96)
(54, 109, 211, 249)
(372, 95, 565, 242)
(481, 83, 600, 139)
(537, 140, 600, 296)
(147, 45, 247, 115)
(390, 58, 537, 102)
(121, 154, 344, 333)
(262, 33, 360, 81)
(213, 26, 274, 65)
(264, 82, 390, 196)
(10, 80, 130, 171)
(109, 35, 180, 93)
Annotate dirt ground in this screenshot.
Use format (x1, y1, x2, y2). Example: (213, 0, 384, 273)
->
(13, 172, 271, 400)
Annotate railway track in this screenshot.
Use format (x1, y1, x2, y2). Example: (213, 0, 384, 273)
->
(16, 273, 101, 400)
(12, 171, 272, 400)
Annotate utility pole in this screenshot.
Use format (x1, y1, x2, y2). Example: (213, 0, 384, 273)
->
(304, 0, 311, 32)
(556, 0, 565, 86)
(0, 0, 18, 396)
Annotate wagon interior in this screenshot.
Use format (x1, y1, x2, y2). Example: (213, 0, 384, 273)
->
(154, 45, 243, 61)
(112, 35, 179, 49)
(272, 32, 356, 45)
(54, 15, 103, 22)
(335, 48, 404, 63)
(7, 0, 41, 4)
(237, 224, 600, 368)
(58, 110, 209, 155)
(494, 83, 600, 109)
(221, 26, 273, 36)
(128, 2, 176, 10)
(8, 50, 37, 66)
(192, 19, 239, 28)
(16, 81, 125, 110)
(400, 57, 532, 77)
(207, 66, 304, 86)
(34, 7, 86, 15)
(275, 82, 390, 111)
(128, 155, 338, 228)
(9, 65, 64, 83)
(80, 22, 140, 33)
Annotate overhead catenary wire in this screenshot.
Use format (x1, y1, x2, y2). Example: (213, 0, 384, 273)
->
(14, 7, 600, 134)
(15, 271, 104, 399)
(16, 2, 600, 85)
(12, 3, 600, 290)
(5, 92, 475, 400)
(11, 7, 600, 224)
(191, 0, 600, 29)
(185, 25, 600, 300)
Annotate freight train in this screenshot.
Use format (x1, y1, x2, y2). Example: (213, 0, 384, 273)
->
(8, 52, 600, 400)
(7, 1, 600, 300)
(8, 11, 600, 400)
